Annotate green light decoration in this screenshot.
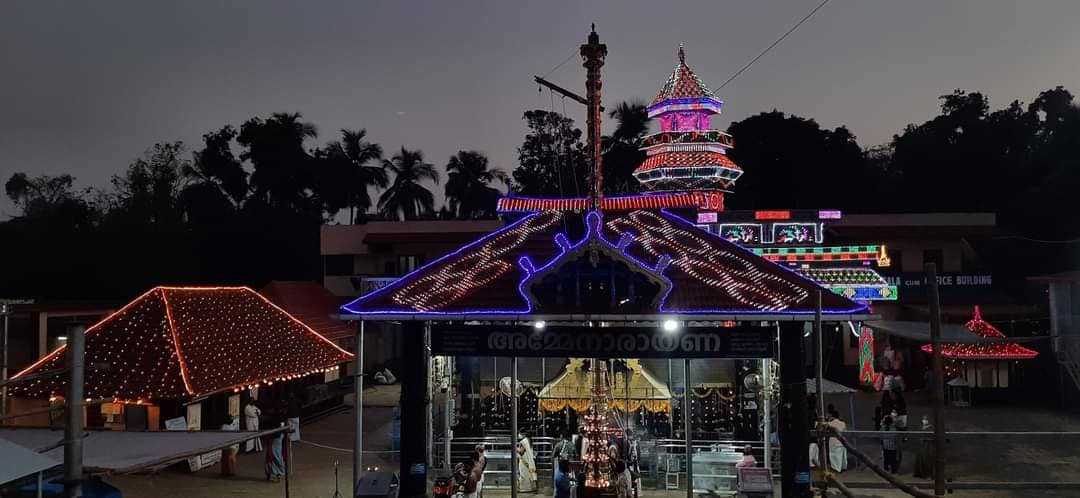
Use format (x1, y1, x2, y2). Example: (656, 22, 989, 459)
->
(859, 327, 875, 385)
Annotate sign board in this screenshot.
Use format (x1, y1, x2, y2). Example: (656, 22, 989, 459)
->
(431, 325, 774, 359)
(884, 273, 992, 289)
(737, 467, 773, 494)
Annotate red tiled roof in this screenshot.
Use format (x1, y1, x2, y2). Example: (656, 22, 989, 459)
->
(12, 287, 353, 400)
(343, 210, 865, 315)
(260, 281, 353, 341)
(920, 306, 1039, 360)
(635, 151, 741, 173)
(651, 48, 717, 105)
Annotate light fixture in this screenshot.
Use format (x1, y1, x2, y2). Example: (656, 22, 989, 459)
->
(534, 320, 546, 330)
(662, 320, 679, 333)
(57, 336, 68, 342)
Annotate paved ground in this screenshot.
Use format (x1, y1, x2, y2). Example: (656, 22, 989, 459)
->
(103, 385, 1080, 497)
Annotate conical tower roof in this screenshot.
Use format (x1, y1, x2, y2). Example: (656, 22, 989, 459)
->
(651, 46, 718, 105)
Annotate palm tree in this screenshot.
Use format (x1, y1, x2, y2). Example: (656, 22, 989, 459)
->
(322, 129, 387, 222)
(378, 147, 440, 220)
(603, 100, 652, 195)
(445, 151, 508, 219)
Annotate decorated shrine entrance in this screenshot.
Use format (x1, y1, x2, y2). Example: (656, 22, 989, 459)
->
(433, 322, 777, 494)
(338, 27, 876, 498)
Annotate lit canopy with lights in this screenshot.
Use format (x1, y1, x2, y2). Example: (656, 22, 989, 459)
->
(920, 306, 1039, 360)
(341, 209, 867, 319)
(12, 287, 353, 401)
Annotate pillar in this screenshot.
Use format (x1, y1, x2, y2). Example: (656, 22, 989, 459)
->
(778, 321, 810, 498)
(399, 322, 428, 497)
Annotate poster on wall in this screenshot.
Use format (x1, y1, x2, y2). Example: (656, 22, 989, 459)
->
(228, 395, 241, 418)
(186, 403, 201, 431)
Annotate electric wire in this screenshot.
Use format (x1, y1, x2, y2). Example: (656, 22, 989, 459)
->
(718, 0, 832, 89)
(541, 49, 579, 79)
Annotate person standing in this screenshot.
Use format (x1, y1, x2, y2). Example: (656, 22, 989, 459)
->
(613, 460, 633, 498)
(826, 407, 847, 472)
(880, 416, 900, 474)
(551, 431, 571, 486)
(244, 401, 262, 453)
(518, 433, 538, 492)
(473, 446, 487, 498)
(554, 459, 572, 498)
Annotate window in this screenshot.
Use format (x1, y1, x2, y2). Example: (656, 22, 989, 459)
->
(922, 249, 944, 272)
(324, 255, 354, 276)
(397, 255, 423, 275)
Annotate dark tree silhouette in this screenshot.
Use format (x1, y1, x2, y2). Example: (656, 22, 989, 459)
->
(602, 100, 651, 195)
(445, 150, 507, 219)
(379, 147, 440, 220)
(316, 129, 387, 223)
(513, 110, 588, 197)
(237, 112, 321, 216)
(725, 111, 872, 211)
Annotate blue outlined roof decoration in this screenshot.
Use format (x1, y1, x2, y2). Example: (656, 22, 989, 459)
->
(341, 209, 867, 316)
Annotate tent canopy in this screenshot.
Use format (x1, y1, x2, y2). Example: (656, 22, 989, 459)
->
(0, 427, 287, 474)
(0, 437, 59, 485)
(805, 378, 856, 394)
(539, 359, 671, 400)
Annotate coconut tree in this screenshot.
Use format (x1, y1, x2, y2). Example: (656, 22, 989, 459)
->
(602, 100, 651, 195)
(319, 129, 387, 222)
(378, 147, 440, 220)
(445, 150, 508, 219)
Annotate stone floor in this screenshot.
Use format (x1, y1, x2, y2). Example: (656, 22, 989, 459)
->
(103, 385, 1080, 497)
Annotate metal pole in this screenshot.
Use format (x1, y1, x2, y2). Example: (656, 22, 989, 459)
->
(683, 358, 692, 498)
(668, 359, 674, 437)
(511, 356, 519, 498)
(814, 291, 827, 492)
(761, 358, 772, 473)
(1, 306, 9, 419)
(444, 356, 453, 474)
(64, 325, 85, 498)
(540, 358, 546, 437)
(926, 263, 947, 497)
(37, 471, 43, 498)
(425, 323, 434, 471)
(353, 321, 364, 482)
(284, 433, 292, 498)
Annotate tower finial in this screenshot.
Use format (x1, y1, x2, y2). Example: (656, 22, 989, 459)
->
(678, 44, 686, 64)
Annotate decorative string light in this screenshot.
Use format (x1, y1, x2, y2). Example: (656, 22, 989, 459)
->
(920, 306, 1038, 360)
(12, 287, 352, 400)
(495, 191, 725, 213)
(345, 209, 867, 316)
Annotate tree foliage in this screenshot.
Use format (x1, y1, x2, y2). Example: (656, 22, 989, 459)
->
(512, 110, 588, 197)
(445, 150, 507, 219)
(378, 147, 440, 220)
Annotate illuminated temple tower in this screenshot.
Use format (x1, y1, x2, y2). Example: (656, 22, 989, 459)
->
(634, 47, 742, 201)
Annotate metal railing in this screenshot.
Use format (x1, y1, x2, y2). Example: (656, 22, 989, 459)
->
(433, 435, 780, 487)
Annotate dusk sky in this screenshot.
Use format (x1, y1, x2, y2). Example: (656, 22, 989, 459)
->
(2, 1, 1078, 218)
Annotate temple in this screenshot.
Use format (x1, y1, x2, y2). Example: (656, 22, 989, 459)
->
(341, 34, 876, 498)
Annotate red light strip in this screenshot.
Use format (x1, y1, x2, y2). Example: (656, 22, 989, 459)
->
(159, 288, 196, 396)
(755, 210, 791, 220)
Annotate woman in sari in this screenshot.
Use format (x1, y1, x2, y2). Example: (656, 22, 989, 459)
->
(517, 433, 538, 492)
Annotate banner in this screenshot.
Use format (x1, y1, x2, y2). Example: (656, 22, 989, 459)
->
(431, 325, 773, 359)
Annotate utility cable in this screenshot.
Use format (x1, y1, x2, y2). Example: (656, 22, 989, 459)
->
(541, 49, 579, 79)
(719, 0, 832, 89)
